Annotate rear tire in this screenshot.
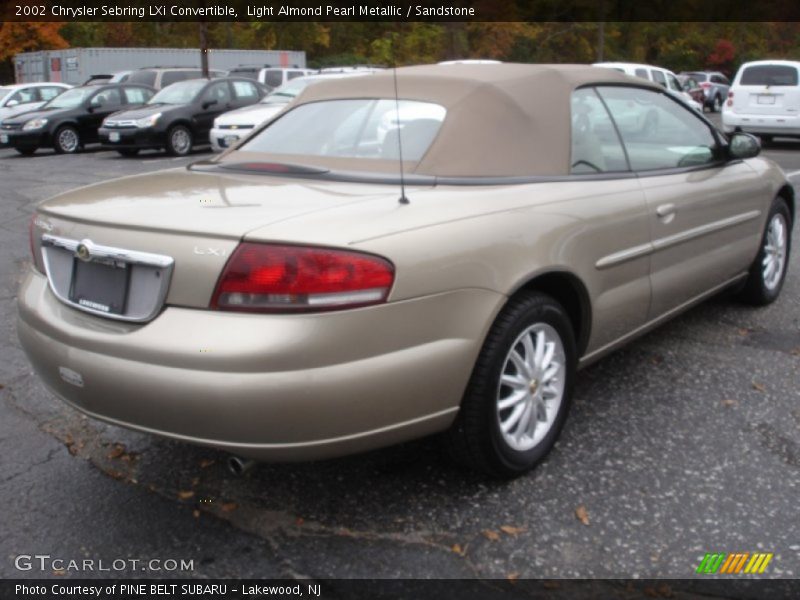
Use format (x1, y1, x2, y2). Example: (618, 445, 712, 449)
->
(116, 148, 140, 157)
(53, 125, 80, 154)
(166, 125, 192, 156)
(739, 197, 792, 305)
(446, 292, 576, 478)
(712, 95, 722, 112)
(15, 147, 37, 156)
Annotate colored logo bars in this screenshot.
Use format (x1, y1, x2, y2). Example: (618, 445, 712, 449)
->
(696, 552, 773, 574)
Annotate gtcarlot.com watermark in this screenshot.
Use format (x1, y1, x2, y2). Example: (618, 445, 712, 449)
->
(14, 554, 194, 573)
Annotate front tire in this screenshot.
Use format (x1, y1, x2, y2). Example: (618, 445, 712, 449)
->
(53, 125, 80, 154)
(739, 197, 792, 305)
(446, 293, 576, 478)
(166, 125, 192, 156)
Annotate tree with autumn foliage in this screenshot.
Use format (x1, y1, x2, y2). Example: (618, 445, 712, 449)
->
(0, 21, 68, 83)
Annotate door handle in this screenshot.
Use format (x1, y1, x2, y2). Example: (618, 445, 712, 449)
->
(656, 203, 677, 222)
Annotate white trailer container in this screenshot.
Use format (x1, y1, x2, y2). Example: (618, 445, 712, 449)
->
(14, 47, 306, 85)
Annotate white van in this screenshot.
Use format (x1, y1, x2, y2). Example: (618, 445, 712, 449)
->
(593, 62, 702, 111)
(722, 60, 800, 142)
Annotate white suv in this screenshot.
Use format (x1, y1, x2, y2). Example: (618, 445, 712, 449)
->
(593, 62, 702, 111)
(722, 60, 800, 143)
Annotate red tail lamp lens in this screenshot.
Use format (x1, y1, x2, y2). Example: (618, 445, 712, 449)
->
(211, 243, 395, 312)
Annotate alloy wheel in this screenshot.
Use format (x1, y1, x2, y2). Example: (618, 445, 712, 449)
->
(762, 213, 788, 291)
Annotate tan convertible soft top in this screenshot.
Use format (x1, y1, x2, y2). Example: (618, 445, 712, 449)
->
(225, 63, 662, 178)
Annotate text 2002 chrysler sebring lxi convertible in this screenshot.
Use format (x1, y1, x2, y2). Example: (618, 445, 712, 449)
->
(18, 65, 793, 477)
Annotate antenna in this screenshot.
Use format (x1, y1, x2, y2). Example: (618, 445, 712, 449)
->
(390, 33, 410, 205)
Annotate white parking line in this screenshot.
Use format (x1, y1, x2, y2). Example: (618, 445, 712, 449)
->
(786, 169, 800, 179)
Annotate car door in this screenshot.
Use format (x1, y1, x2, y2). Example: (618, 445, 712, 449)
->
(83, 87, 123, 141)
(195, 81, 233, 141)
(598, 85, 768, 320)
(568, 87, 652, 350)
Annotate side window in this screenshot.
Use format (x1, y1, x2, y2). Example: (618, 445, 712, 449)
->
(634, 68, 649, 80)
(232, 81, 258, 101)
(124, 87, 150, 104)
(203, 82, 232, 105)
(39, 87, 63, 101)
(10, 88, 38, 105)
(666, 74, 682, 92)
(570, 88, 629, 174)
(161, 71, 191, 87)
(288, 70, 304, 80)
(597, 86, 718, 171)
(651, 70, 667, 88)
(90, 88, 122, 108)
(264, 70, 283, 88)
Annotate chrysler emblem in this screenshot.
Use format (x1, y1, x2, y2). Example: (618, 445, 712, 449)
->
(76, 242, 92, 261)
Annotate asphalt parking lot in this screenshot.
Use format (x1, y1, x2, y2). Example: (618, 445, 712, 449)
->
(1, 120, 799, 591)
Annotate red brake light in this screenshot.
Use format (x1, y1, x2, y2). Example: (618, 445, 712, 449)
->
(700, 82, 712, 88)
(211, 243, 395, 312)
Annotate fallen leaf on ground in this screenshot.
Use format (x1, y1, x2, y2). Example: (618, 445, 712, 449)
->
(737, 328, 751, 336)
(295, 517, 304, 526)
(482, 529, 500, 541)
(575, 505, 590, 525)
(721, 399, 737, 407)
(451, 544, 465, 555)
(221, 502, 237, 513)
(107, 445, 125, 459)
(500, 525, 526, 536)
(191, 477, 200, 486)
(752, 381, 767, 393)
(791, 347, 800, 357)
(192, 510, 200, 519)
(177, 490, 195, 500)
(199, 459, 215, 468)
(506, 573, 519, 583)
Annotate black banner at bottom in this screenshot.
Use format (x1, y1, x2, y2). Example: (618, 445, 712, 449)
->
(3, 578, 800, 600)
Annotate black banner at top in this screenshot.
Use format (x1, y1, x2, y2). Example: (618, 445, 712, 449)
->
(3, 0, 800, 22)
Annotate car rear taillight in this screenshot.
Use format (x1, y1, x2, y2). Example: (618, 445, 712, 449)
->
(700, 82, 712, 88)
(211, 243, 395, 312)
(727, 90, 734, 107)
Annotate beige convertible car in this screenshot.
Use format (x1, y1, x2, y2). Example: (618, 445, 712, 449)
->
(18, 64, 794, 477)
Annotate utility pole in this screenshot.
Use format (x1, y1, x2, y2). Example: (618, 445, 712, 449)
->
(199, 21, 209, 78)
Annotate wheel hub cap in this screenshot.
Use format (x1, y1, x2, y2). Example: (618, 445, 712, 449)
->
(762, 213, 787, 291)
(496, 323, 566, 452)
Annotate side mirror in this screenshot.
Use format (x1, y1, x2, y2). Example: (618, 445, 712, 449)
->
(728, 132, 761, 159)
(202, 99, 218, 110)
(6, 100, 19, 107)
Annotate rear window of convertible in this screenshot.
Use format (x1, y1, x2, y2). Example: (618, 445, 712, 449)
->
(239, 99, 446, 162)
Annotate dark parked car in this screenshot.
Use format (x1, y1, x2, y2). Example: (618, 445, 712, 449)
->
(0, 84, 155, 155)
(679, 71, 731, 112)
(99, 77, 265, 156)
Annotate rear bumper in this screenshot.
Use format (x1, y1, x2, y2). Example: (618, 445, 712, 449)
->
(99, 127, 166, 150)
(18, 269, 502, 461)
(721, 111, 800, 136)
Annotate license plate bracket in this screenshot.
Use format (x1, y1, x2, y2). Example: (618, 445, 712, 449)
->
(757, 94, 776, 105)
(109, 132, 121, 142)
(69, 259, 129, 315)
